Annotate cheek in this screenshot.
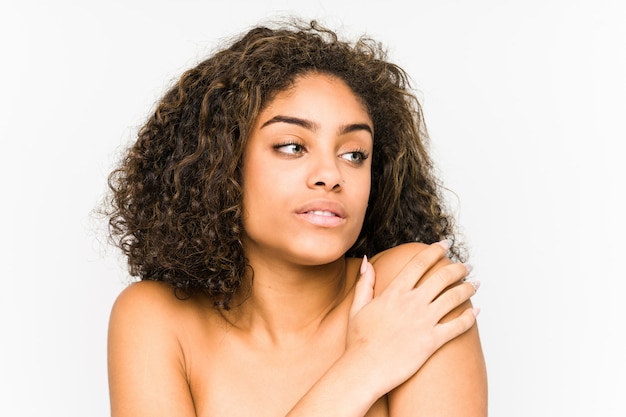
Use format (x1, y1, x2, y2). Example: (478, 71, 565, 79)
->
(241, 157, 291, 217)
(352, 174, 371, 218)
(356, 173, 371, 198)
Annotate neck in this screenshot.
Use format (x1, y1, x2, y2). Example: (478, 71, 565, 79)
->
(226, 255, 350, 347)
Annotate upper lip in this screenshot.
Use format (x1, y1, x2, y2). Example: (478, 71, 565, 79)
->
(295, 199, 347, 218)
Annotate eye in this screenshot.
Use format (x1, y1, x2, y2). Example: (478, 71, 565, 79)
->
(274, 142, 305, 155)
(340, 150, 369, 165)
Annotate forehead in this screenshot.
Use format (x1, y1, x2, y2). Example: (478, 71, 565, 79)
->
(257, 73, 371, 122)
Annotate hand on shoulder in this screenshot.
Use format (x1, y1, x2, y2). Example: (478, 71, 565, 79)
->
(345, 241, 479, 397)
(369, 242, 435, 295)
(369, 241, 474, 298)
(358, 241, 487, 416)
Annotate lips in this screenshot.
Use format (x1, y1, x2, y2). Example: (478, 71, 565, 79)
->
(296, 200, 346, 218)
(306, 210, 338, 217)
(295, 200, 347, 227)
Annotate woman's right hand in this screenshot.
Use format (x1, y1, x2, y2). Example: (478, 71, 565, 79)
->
(345, 240, 479, 397)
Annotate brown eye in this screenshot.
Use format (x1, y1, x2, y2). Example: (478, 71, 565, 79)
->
(275, 143, 305, 155)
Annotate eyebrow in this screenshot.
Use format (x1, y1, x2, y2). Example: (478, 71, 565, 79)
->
(261, 115, 373, 136)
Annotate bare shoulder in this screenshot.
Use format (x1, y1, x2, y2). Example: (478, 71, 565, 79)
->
(108, 280, 192, 363)
(369, 241, 430, 266)
(108, 280, 201, 416)
(108, 279, 213, 350)
(110, 279, 187, 317)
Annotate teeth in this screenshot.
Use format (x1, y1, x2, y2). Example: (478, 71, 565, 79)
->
(308, 210, 335, 217)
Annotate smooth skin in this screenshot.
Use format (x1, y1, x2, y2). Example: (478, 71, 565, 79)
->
(107, 73, 487, 416)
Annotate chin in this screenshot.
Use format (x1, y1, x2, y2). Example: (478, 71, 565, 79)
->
(288, 239, 355, 266)
(243, 227, 360, 266)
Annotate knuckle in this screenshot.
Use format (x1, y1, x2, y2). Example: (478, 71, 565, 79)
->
(432, 263, 465, 289)
(406, 245, 443, 275)
(439, 285, 470, 308)
(445, 287, 465, 306)
(434, 268, 454, 288)
(408, 254, 431, 274)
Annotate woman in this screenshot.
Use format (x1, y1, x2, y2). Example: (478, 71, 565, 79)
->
(105, 19, 487, 416)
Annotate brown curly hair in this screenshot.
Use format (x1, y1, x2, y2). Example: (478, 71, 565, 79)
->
(105, 19, 465, 309)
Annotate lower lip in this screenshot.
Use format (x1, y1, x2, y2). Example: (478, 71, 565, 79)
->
(298, 212, 346, 227)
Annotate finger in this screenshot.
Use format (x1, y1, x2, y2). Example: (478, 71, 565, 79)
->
(386, 240, 451, 293)
(434, 306, 479, 342)
(349, 256, 375, 320)
(416, 262, 472, 303)
(429, 280, 479, 320)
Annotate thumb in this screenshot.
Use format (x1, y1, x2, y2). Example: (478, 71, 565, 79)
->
(349, 255, 375, 320)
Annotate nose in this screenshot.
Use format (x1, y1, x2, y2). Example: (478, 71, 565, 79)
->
(308, 155, 343, 191)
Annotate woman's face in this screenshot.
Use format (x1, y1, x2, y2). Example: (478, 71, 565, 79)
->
(241, 73, 373, 266)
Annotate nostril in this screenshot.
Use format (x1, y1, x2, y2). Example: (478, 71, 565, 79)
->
(315, 181, 325, 186)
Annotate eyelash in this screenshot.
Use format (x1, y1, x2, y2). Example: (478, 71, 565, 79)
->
(340, 148, 370, 164)
(273, 142, 370, 165)
(273, 142, 305, 155)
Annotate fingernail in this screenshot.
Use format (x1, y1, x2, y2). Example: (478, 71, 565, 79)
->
(467, 280, 481, 292)
(435, 239, 453, 250)
(464, 263, 474, 275)
(360, 255, 368, 275)
(472, 307, 481, 317)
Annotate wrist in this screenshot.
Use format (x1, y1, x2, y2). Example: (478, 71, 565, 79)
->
(332, 345, 389, 406)
(286, 348, 383, 417)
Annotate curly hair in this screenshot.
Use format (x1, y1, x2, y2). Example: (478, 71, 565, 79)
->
(105, 19, 465, 309)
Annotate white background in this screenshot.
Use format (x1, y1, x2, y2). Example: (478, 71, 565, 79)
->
(1, 0, 625, 416)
